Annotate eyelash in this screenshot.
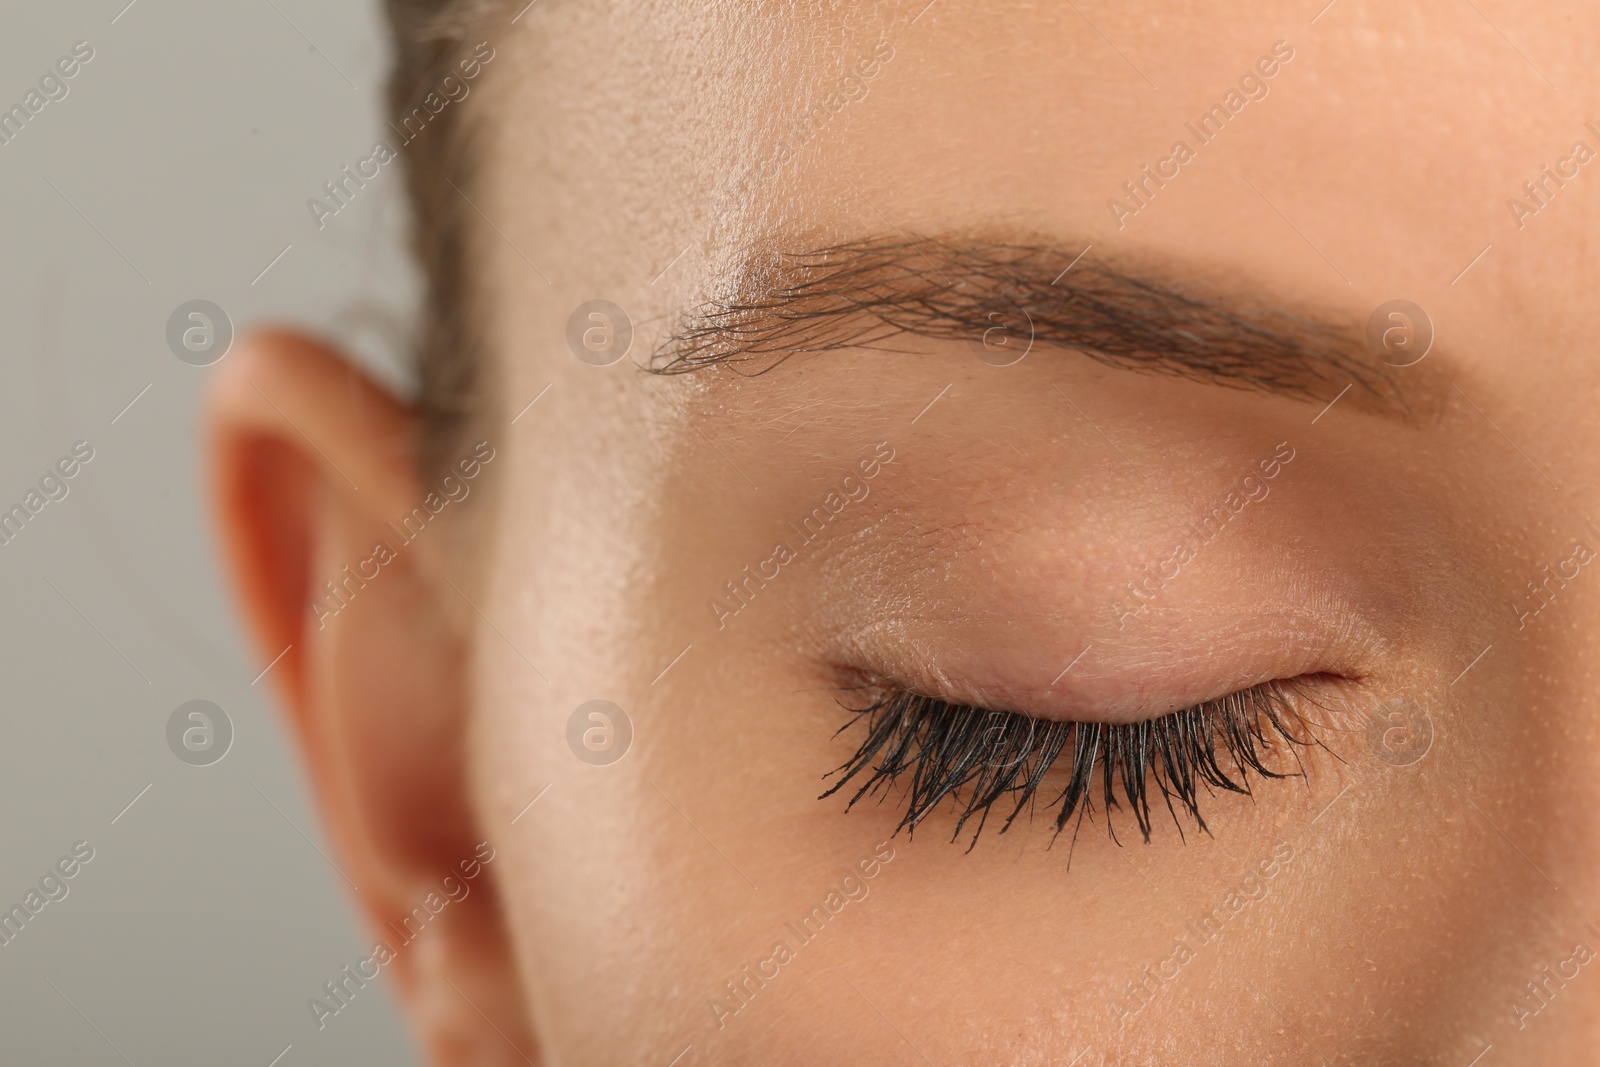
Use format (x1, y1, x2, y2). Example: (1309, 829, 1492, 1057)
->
(820, 679, 1321, 851)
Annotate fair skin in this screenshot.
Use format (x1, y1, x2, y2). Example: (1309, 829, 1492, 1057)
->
(211, 2, 1600, 1063)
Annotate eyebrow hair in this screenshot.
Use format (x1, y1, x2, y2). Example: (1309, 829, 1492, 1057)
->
(649, 236, 1413, 413)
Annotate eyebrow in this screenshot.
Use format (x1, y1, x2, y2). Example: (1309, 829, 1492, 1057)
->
(649, 236, 1415, 414)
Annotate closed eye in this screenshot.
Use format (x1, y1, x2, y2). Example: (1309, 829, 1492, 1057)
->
(820, 677, 1327, 853)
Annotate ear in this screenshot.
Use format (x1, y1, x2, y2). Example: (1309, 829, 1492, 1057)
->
(206, 331, 536, 1065)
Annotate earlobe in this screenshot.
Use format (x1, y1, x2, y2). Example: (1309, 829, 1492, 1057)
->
(206, 331, 536, 1065)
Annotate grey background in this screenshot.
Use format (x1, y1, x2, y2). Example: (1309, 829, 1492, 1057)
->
(0, 1, 422, 1063)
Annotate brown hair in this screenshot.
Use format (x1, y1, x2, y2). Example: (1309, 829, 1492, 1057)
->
(382, 0, 510, 471)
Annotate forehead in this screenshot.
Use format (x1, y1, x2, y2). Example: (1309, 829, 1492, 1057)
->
(481, 1, 1600, 407)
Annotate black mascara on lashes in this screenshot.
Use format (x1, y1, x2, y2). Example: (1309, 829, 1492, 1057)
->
(821, 679, 1321, 853)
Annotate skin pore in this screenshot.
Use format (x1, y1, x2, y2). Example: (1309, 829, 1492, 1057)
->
(209, 1, 1600, 1064)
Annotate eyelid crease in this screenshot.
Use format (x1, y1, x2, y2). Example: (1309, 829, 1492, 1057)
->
(820, 676, 1327, 855)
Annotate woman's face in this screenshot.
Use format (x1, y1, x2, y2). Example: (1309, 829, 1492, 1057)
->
(219, 1, 1600, 1063)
